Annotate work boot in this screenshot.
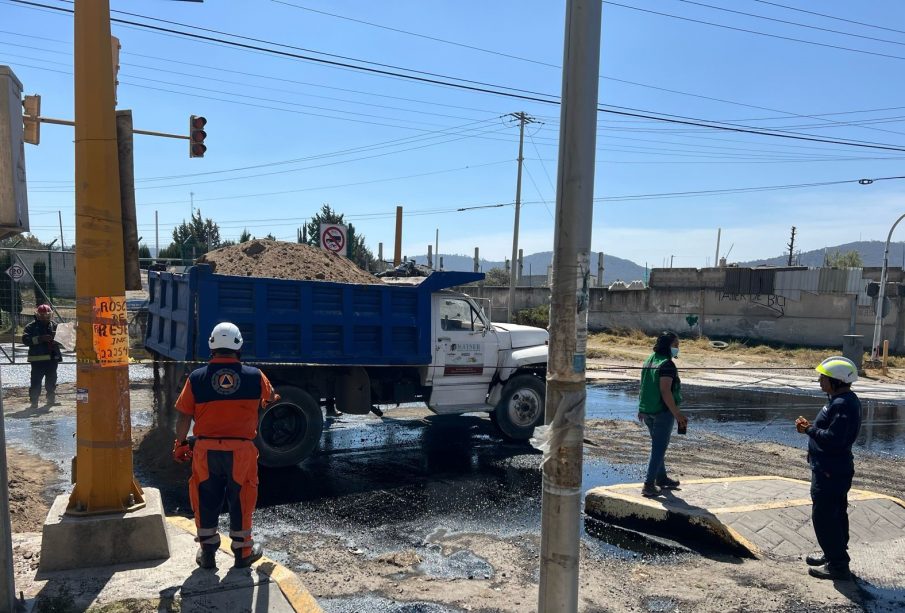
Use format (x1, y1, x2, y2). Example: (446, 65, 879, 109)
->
(47, 392, 56, 406)
(656, 476, 680, 489)
(234, 543, 263, 568)
(808, 563, 851, 580)
(195, 546, 217, 569)
(370, 406, 384, 417)
(641, 482, 662, 498)
(805, 552, 826, 566)
(29, 392, 39, 410)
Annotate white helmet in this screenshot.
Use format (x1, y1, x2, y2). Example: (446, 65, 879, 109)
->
(209, 322, 243, 351)
(815, 356, 858, 384)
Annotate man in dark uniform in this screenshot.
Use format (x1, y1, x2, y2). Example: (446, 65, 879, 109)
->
(22, 304, 62, 408)
(796, 356, 862, 580)
(173, 322, 278, 569)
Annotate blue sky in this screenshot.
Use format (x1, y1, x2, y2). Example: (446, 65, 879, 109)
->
(5, 0, 905, 267)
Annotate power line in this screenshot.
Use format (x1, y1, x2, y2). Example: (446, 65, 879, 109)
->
(603, 1, 905, 63)
(750, 0, 905, 38)
(675, 0, 905, 49)
(12, 0, 905, 154)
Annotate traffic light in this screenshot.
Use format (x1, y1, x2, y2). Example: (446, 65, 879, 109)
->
(189, 115, 207, 158)
(23, 94, 40, 145)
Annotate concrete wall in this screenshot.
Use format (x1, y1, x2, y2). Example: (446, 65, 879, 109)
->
(460, 280, 905, 353)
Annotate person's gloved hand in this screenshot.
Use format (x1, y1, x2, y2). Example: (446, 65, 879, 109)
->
(173, 439, 193, 463)
(38, 335, 54, 342)
(795, 416, 810, 434)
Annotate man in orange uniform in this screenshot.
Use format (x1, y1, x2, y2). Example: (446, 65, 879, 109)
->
(172, 322, 278, 569)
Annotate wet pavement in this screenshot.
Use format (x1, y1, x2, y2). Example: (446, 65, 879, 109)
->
(4, 380, 904, 611)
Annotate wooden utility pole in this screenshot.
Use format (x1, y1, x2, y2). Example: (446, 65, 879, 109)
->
(68, 0, 143, 514)
(393, 205, 402, 266)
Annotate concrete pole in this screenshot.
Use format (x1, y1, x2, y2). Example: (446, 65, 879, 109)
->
(474, 247, 479, 273)
(518, 248, 524, 284)
(597, 252, 604, 286)
(69, 0, 143, 514)
(440, 256, 444, 270)
(59, 210, 66, 251)
(155, 210, 159, 260)
(714, 228, 721, 268)
(508, 113, 528, 322)
(117, 110, 141, 291)
(378, 242, 383, 264)
(0, 368, 15, 613)
(435, 228, 439, 269)
(870, 212, 905, 361)
(427, 244, 433, 269)
(539, 0, 601, 611)
(393, 206, 402, 266)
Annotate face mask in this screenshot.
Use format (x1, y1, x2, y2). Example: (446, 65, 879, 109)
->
(671, 347, 679, 358)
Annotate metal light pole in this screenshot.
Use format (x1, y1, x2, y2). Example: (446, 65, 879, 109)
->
(538, 0, 601, 611)
(68, 0, 143, 514)
(870, 211, 905, 361)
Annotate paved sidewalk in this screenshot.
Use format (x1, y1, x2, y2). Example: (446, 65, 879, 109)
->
(13, 516, 321, 612)
(586, 476, 905, 603)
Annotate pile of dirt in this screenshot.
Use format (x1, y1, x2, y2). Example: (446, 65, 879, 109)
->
(7, 446, 59, 532)
(196, 239, 380, 284)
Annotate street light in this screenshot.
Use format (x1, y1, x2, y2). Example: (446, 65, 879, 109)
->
(870, 211, 905, 362)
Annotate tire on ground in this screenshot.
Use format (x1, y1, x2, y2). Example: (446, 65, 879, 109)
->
(255, 385, 324, 467)
(492, 374, 545, 440)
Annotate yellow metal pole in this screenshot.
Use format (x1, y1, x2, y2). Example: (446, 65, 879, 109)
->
(67, 0, 143, 514)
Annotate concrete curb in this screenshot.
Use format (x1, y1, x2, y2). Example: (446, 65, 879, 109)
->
(166, 516, 322, 613)
(586, 476, 905, 560)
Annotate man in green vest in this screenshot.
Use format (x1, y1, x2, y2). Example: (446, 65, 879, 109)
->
(637, 331, 688, 497)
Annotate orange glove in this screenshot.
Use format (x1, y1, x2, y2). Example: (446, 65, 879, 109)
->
(173, 439, 193, 463)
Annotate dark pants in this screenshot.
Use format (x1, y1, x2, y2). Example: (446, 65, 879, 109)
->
(189, 440, 259, 558)
(643, 411, 675, 485)
(29, 360, 58, 403)
(811, 467, 854, 567)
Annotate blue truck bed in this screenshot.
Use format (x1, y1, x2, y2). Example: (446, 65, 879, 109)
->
(145, 264, 483, 365)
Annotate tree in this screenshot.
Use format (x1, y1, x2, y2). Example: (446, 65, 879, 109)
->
(302, 204, 375, 271)
(484, 267, 510, 286)
(172, 210, 221, 256)
(825, 250, 863, 268)
(239, 229, 252, 243)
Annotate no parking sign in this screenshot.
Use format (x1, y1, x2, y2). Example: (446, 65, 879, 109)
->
(319, 223, 348, 257)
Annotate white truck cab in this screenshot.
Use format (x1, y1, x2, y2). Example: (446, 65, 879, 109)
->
(426, 290, 548, 439)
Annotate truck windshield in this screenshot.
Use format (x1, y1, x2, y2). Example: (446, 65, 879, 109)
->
(440, 298, 486, 333)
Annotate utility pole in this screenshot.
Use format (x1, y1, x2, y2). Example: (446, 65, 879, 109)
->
(58, 211, 65, 251)
(871, 212, 905, 362)
(190, 191, 194, 220)
(787, 226, 797, 266)
(474, 247, 479, 273)
(435, 228, 439, 270)
(68, 0, 143, 514)
(393, 205, 402, 266)
(539, 0, 601, 611)
(155, 210, 159, 260)
(508, 111, 537, 322)
(714, 228, 721, 268)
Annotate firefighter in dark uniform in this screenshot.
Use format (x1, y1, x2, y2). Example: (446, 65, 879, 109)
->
(172, 322, 278, 569)
(22, 304, 62, 408)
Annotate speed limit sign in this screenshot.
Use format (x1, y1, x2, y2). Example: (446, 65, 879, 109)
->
(6, 264, 25, 282)
(319, 223, 348, 255)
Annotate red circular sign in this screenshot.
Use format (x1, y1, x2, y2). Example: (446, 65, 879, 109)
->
(322, 226, 345, 253)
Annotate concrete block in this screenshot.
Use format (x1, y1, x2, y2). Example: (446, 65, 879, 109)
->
(39, 487, 171, 572)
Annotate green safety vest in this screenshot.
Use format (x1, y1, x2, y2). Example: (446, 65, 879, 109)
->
(638, 353, 682, 414)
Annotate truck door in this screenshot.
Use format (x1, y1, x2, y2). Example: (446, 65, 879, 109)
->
(428, 295, 500, 412)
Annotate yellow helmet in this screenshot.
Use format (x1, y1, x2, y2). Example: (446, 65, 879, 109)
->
(815, 356, 858, 384)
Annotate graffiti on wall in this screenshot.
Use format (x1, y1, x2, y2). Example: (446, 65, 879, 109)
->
(718, 292, 786, 317)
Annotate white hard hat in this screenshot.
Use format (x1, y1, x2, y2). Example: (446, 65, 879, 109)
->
(815, 356, 858, 384)
(209, 322, 243, 351)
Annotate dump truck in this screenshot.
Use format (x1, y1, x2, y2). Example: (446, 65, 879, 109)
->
(145, 264, 548, 466)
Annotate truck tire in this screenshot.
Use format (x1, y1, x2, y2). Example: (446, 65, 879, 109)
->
(255, 386, 324, 467)
(492, 375, 545, 440)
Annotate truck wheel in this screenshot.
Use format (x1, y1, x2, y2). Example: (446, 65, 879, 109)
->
(255, 386, 324, 467)
(492, 375, 545, 440)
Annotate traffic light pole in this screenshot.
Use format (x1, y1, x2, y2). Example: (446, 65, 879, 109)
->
(68, 0, 143, 514)
(538, 0, 602, 611)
